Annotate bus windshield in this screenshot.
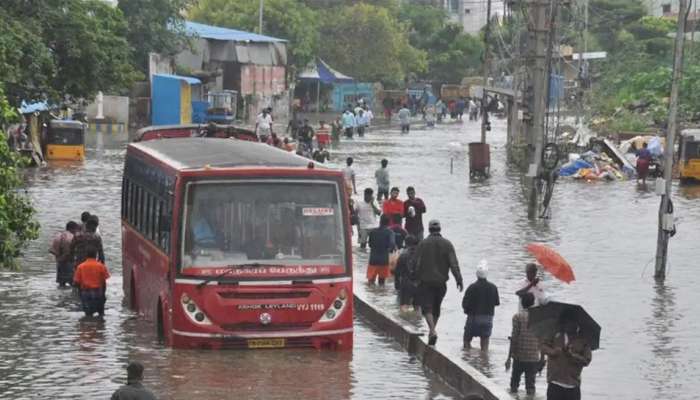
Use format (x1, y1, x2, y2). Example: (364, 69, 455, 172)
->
(182, 180, 345, 270)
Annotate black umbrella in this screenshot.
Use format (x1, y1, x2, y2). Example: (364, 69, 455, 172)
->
(528, 301, 601, 350)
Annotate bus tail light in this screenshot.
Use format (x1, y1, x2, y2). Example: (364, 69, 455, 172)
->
(181, 294, 212, 325)
(319, 290, 348, 323)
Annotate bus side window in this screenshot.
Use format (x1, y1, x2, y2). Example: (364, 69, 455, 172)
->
(145, 192, 152, 241)
(122, 178, 128, 219)
(136, 185, 143, 233)
(129, 181, 136, 226)
(152, 199, 160, 245)
(161, 199, 171, 253)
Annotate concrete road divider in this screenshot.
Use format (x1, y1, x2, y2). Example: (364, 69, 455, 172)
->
(354, 294, 512, 400)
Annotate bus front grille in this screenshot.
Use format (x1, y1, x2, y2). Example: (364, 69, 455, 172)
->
(217, 291, 311, 299)
(221, 322, 313, 331)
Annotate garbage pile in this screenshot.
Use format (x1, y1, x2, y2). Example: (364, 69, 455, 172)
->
(559, 151, 635, 181)
(619, 135, 664, 157)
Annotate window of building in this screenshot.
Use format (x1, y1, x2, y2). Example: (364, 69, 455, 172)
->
(662, 4, 671, 14)
(464, 8, 471, 14)
(450, 0, 460, 13)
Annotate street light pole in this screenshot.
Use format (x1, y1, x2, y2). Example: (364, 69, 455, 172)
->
(258, 0, 264, 34)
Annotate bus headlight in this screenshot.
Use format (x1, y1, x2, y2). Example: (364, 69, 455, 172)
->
(319, 290, 349, 323)
(181, 293, 212, 325)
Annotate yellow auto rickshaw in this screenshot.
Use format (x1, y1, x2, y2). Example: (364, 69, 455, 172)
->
(46, 120, 85, 161)
(680, 129, 700, 183)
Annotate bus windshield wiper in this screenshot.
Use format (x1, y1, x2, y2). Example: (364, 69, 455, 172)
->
(195, 263, 261, 289)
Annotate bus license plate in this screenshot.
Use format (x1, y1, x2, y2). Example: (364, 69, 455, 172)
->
(247, 338, 286, 349)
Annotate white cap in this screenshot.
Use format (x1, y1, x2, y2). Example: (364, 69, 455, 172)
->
(476, 259, 489, 279)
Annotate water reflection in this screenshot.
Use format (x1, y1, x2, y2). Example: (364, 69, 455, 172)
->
(645, 281, 681, 399)
(77, 319, 107, 348)
(461, 346, 496, 379)
(148, 349, 354, 400)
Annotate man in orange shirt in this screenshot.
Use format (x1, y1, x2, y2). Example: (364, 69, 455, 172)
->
(74, 246, 110, 318)
(382, 187, 404, 227)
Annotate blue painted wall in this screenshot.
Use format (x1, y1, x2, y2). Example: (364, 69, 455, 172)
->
(331, 83, 374, 111)
(152, 75, 182, 125)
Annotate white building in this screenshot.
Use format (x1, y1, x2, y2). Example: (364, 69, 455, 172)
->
(439, 0, 505, 35)
(643, 0, 699, 17)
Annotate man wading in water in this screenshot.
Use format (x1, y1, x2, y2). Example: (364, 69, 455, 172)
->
(415, 220, 463, 345)
(111, 361, 157, 400)
(50, 221, 79, 287)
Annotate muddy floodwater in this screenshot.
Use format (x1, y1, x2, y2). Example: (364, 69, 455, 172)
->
(3, 117, 699, 400)
(0, 135, 458, 399)
(334, 118, 700, 400)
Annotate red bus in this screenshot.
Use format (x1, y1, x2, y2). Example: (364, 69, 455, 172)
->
(121, 138, 353, 350)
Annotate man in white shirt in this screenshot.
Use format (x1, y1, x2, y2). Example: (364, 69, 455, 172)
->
(343, 157, 357, 195)
(354, 188, 381, 250)
(255, 108, 273, 142)
(364, 106, 374, 132)
(516, 263, 549, 307)
(355, 109, 369, 137)
(397, 105, 411, 134)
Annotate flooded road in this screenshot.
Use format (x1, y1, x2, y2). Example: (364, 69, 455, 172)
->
(0, 136, 459, 399)
(4, 118, 699, 399)
(333, 118, 700, 400)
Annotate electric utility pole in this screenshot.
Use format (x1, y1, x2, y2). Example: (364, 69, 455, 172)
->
(575, 0, 588, 125)
(258, 0, 264, 34)
(480, 0, 492, 144)
(655, 0, 690, 280)
(525, 0, 555, 219)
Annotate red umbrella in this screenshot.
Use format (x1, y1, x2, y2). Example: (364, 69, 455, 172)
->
(526, 243, 575, 283)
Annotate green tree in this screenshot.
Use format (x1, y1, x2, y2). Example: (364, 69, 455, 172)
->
(398, 3, 482, 83)
(398, 2, 447, 49)
(303, 0, 399, 11)
(318, 3, 427, 84)
(588, 0, 646, 52)
(44, 0, 138, 101)
(1, 0, 137, 106)
(189, 0, 319, 74)
(0, 87, 40, 270)
(0, 15, 55, 106)
(424, 24, 483, 83)
(119, 0, 194, 74)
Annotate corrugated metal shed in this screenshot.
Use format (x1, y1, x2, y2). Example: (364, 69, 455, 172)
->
(185, 21, 287, 43)
(298, 59, 354, 84)
(153, 74, 202, 85)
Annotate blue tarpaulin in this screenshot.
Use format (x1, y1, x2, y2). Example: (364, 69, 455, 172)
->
(19, 101, 52, 114)
(184, 21, 286, 43)
(298, 59, 354, 84)
(559, 159, 593, 176)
